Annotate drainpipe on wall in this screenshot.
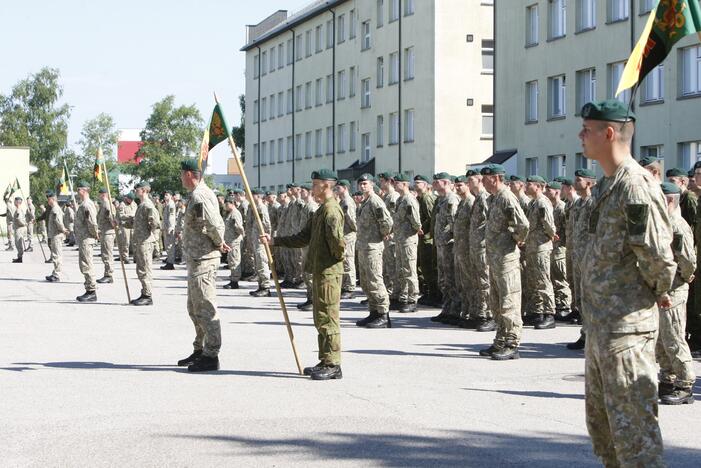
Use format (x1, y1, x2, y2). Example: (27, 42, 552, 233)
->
(257, 46, 262, 188)
(398, 0, 403, 173)
(629, 0, 636, 155)
(291, 30, 296, 183)
(331, 9, 337, 171)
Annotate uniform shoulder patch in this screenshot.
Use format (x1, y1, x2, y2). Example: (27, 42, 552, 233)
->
(193, 203, 204, 218)
(588, 210, 599, 234)
(672, 233, 683, 252)
(625, 204, 649, 236)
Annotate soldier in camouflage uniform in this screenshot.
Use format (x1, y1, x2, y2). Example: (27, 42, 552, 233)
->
(248, 189, 273, 297)
(176, 159, 228, 373)
(152, 196, 163, 260)
(355, 174, 393, 328)
(11, 197, 29, 262)
(131, 181, 160, 306)
(276, 190, 291, 284)
(468, 170, 494, 331)
(296, 184, 319, 309)
(379, 173, 400, 306)
(639, 155, 663, 181)
(161, 191, 177, 270)
(480, 165, 529, 360)
(174, 194, 185, 264)
(3, 199, 14, 251)
(36, 203, 47, 244)
(74, 182, 99, 302)
(392, 173, 421, 313)
(656, 182, 697, 405)
(430, 173, 461, 325)
(453, 175, 474, 325)
(545, 181, 572, 321)
(63, 202, 76, 247)
(44, 191, 68, 282)
(691, 162, 701, 356)
(235, 189, 255, 280)
(578, 100, 676, 467)
(96, 188, 116, 283)
(222, 196, 244, 289)
(557, 177, 579, 322)
(25, 197, 35, 251)
(336, 180, 357, 299)
(265, 191, 283, 276)
(414, 175, 439, 306)
(117, 193, 136, 263)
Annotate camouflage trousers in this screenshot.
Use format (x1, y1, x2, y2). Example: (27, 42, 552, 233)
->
(49, 234, 64, 277)
(469, 246, 491, 321)
(395, 237, 419, 304)
(174, 234, 183, 261)
(164, 230, 176, 264)
(418, 240, 438, 298)
(313, 272, 342, 365)
(551, 249, 571, 312)
(242, 236, 255, 275)
(292, 248, 305, 283)
(152, 228, 162, 258)
(187, 257, 221, 357)
(656, 287, 696, 388)
(253, 239, 272, 289)
(135, 241, 155, 297)
(227, 240, 242, 282)
(524, 250, 555, 316)
(100, 231, 115, 277)
(454, 245, 470, 316)
(38, 221, 47, 241)
(78, 238, 96, 292)
(436, 242, 459, 316)
(26, 223, 34, 248)
(342, 234, 356, 293)
(5, 220, 13, 249)
(383, 239, 397, 300)
(14, 227, 26, 258)
(689, 258, 701, 348)
(488, 262, 522, 348)
(303, 246, 313, 296)
(572, 255, 584, 313)
(585, 331, 663, 468)
(358, 247, 389, 314)
(119, 228, 132, 260)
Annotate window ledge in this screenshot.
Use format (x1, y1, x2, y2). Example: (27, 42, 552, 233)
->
(404, 76, 415, 82)
(546, 35, 566, 43)
(677, 92, 701, 101)
(404, 139, 415, 143)
(360, 105, 371, 109)
(338, 150, 346, 154)
(525, 120, 538, 125)
(639, 99, 664, 107)
(377, 144, 384, 148)
(525, 42, 539, 49)
(480, 136, 494, 141)
(389, 81, 399, 86)
(606, 18, 629, 25)
(389, 142, 399, 146)
(575, 26, 596, 35)
(547, 115, 566, 122)
(481, 70, 494, 76)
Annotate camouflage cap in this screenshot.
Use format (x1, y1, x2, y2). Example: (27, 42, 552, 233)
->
(574, 168, 597, 179)
(413, 174, 430, 183)
(480, 164, 506, 176)
(639, 156, 662, 167)
(665, 167, 687, 178)
(76, 180, 90, 189)
(311, 169, 338, 181)
(180, 159, 200, 172)
(338, 179, 351, 188)
(580, 99, 636, 122)
(433, 172, 452, 181)
(394, 173, 411, 182)
(546, 180, 562, 190)
(526, 175, 547, 184)
(660, 182, 681, 195)
(357, 173, 374, 183)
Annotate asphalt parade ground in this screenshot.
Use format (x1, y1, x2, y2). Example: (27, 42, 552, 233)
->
(2, 244, 700, 467)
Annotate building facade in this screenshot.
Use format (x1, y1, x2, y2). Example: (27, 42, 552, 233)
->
(0, 146, 31, 214)
(242, 0, 494, 191)
(496, 0, 701, 179)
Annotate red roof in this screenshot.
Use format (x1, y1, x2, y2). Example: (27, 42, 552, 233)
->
(118, 141, 143, 164)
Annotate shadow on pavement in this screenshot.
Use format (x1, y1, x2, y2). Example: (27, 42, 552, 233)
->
(463, 387, 584, 400)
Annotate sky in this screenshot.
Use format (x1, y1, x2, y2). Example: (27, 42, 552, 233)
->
(0, 0, 311, 174)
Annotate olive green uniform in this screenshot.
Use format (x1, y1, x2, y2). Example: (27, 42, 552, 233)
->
(416, 191, 438, 299)
(74, 199, 99, 292)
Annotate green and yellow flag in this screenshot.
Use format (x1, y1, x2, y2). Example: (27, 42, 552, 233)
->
(198, 104, 230, 172)
(617, 0, 701, 96)
(58, 161, 70, 195)
(93, 146, 105, 182)
(2, 183, 12, 202)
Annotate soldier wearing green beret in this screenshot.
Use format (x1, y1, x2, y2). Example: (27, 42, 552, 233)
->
(63, 200, 76, 247)
(96, 187, 116, 284)
(391, 173, 421, 313)
(44, 191, 69, 282)
(467, 170, 494, 330)
(544, 181, 572, 321)
(9, 196, 28, 263)
(24, 197, 36, 252)
(263, 169, 346, 380)
(379, 172, 400, 307)
(117, 192, 136, 264)
(413, 175, 440, 307)
(578, 99, 676, 466)
(453, 175, 475, 324)
(639, 156, 663, 181)
(690, 161, 701, 356)
(222, 196, 243, 289)
(558, 177, 579, 321)
(160, 191, 177, 271)
(335, 179, 357, 299)
(2, 197, 15, 252)
(131, 181, 160, 306)
(248, 188, 273, 297)
(294, 183, 319, 308)
(74, 181, 99, 302)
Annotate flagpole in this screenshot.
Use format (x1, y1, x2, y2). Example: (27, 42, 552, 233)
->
(63, 158, 78, 207)
(214, 92, 303, 376)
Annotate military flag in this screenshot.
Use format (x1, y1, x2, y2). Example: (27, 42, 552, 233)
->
(58, 160, 70, 195)
(93, 146, 105, 182)
(198, 104, 230, 172)
(617, 0, 701, 96)
(2, 183, 12, 202)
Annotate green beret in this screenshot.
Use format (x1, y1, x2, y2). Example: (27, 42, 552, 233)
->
(689, 169, 695, 177)
(357, 173, 374, 183)
(45, 190, 56, 198)
(580, 99, 636, 122)
(98, 188, 108, 194)
(433, 172, 451, 181)
(353, 191, 362, 197)
(526, 175, 547, 184)
(413, 175, 430, 183)
(666, 168, 687, 178)
(559, 178, 574, 186)
(574, 168, 596, 179)
(639, 156, 661, 167)
(546, 181, 562, 190)
(454, 175, 468, 183)
(311, 169, 338, 181)
(251, 188, 264, 195)
(180, 159, 200, 172)
(466, 169, 480, 177)
(378, 172, 394, 181)
(300, 183, 312, 191)
(14, 196, 23, 201)
(394, 173, 411, 182)
(233, 189, 244, 195)
(76, 181, 90, 189)
(509, 175, 526, 182)
(225, 196, 236, 203)
(124, 192, 135, 200)
(265, 191, 274, 196)
(286, 183, 298, 189)
(480, 164, 506, 176)
(278, 191, 286, 196)
(338, 179, 351, 188)
(660, 182, 681, 195)
(135, 181, 150, 189)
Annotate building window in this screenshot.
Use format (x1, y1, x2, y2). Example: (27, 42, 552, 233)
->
(253, 99, 259, 123)
(377, 57, 385, 87)
(287, 39, 294, 65)
(254, 54, 260, 78)
(269, 139, 275, 165)
(526, 80, 539, 123)
(576, 68, 596, 113)
(404, 109, 415, 142)
(389, 52, 399, 84)
(349, 66, 357, 97)
(481, 105, 493, 138)
(362, 133, 371, 161)
(305, 132, 312, 159)
(296, 34, 303, 61)
(362, 21, 371, 50)
(326, 20, 334, 49)
(548, 155, 566, 179)
(576, 0, 596, 31)
(315, 129, 323, 157)
(260, 142, 267, 165)
(608, 0, 629, 22)
(389, 112, 399, 144)
(261, 97, 267, 121)
(269, 94, 275, 120)
(641, 64, 664, 103)
(481, 40, 494, 73)
(681, 45, 701, 96)
(640, 0, 655, 14)
(261, 51, 267, 75)
(361, 78, 371, 108)
(315, 79, 323, 106)
(287, 136, 293, 161)
(286, 89, 293, 114)
(295, 134, 302, 160)
(608, 61, 631, 103)
(337, 14, 346, 44)
(526, 157, 539, 176)
(390, 0, 400, 22)
(315, 25, 323, 53)
(278, 44, 284, 69)
(295, 86, 302, 111)
(641, 144, 664, 161)
(404, 46, 415, 80)
(337, 124, 346, 153)
(549, 0, 566, 40)
(377, 0, 384, 27)
(548, 74, 566, 118)
(377, 115, 384, 147)
(278, 138, 284, 163)
(326, 126, 334, 155)
(680, 142, 701, 169)
(526, 4, 539, 46)
(326, 74, 334, 103)
(305, 30, 312, 57)
(278, 92, 284, 117)
(253, 143, 258, 166)
(338, 70, 347, 100)
(405, 0, 415, 16)
(575, 153, 590, 170)
(305, 82, 312, 109)
(349, 121, 357, 151)
(349, 9, 357, 39)
(269, 47, 276, 72)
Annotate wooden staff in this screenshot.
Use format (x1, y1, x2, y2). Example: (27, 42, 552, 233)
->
(100, 158, 131, 303)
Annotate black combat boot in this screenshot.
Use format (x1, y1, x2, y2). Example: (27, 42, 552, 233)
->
(366, 313, 390, 328)
(45, 275, 60, 282)
(360, 298, 369, 305)
(528, 313, 544, 327)
(131, 296, 153, 306)
(188, 355, 220, 372)
(555, 308, 572, 322)
(310, 365, 342, 380)
(476, 319, 496, 332)
(303, 362, 325, 376)
(96, 276, 113, 284)
(340, 291, 354, 299)
(223, 281, 239, 289)
(160, 263, 175, 270)
(567, 334, 586, 350)
(660, 386, 695, 405)
(479, 345, 499, 357)
(177, 350, 202, 366)
(399, 302, 417, 313)
(250, 288, 271, 297)
(297, 298, 313, 311)
(12, 257, 22, 263)
(491, 346, 520, 360)
(76, 290, 97, 302)
(534, 315, 556, 329)
(356, 311, 379, 327)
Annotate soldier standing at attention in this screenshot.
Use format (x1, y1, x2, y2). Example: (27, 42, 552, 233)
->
(379, 173, 400, 308)
(392, 173, 421, 313)
(11, 197, 29, 263)
(161, 191, 177, 270)
(296, 184, 319, 309)
(117, 193, 136, 263)
(44, 191, 68, 282)
(174, 194, 186, 264)
(236, 189, 255, 281)
(63, 201, 76, 247)
(36, 203, 47, 244)
(452, 175, 474, 325)
(276, 190, 290, 283)
(248, 188, 273, 297)
(152, 195, 163, 261)
(355, 174, 393, 328)
(639, 156, 663, 181)
(578, 100, 676, 466)
(25, 197, 35, 252)
(413, 175, 439, 307)
(467, 170, 494, 332)
(264, 170, 345, 380)
(558, 177, 579, 322)
(656, 182, 696, 405)
(544, 181, 571, 320)
(480, 164, 529, 360)
(222, 196, 244, 290)
(177, 159, 229, 373)
(74, 182, 99, 302)
(131, 181, 159, 306)
(96, 188, 115, 284)
(3, 199, 14, 251)
(336, 180, 357, 299)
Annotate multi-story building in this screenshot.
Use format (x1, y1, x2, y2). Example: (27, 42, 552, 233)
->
(496, 0, 701, 179)
(241, 0, 494, 192)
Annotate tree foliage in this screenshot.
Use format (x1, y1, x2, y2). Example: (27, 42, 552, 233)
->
(0, 67, 71, 200)
(231, 94, 245, 162)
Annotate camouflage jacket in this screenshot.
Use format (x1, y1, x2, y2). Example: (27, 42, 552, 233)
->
(551, 198, 567, 258)
(276, 201, 290, 237)
(175, 206, 186, 235)
(97, 199, 115, 235)
(47, 204, 66, 238)
(433, 191, 460, 247)
(118, 202, 136, 229)
(383, 190, 400, 214)
(680, 189, 697, 234)
(669, 211, 696, 293)
(133, 198, 159, 244)
(454, 193, 475, 252)
(357, 192, 393, 250)
(564, 196, 578, 253)
(275, 196, 345, 275)
(183, 181, 225, 261)
(223, 208, 244, 244)
(570, 195, 594, 265)
(12, 205, 29, 231)
(162, 200, 176, 232)
(581, 156, 676, 334)
(74, 199, 98, 242)
(525, 193, 556, 253)
(469, 189, 489, 253)
(268, 201, 281, 233)
(417, 191, 436, 245)
(485, 186, 529, 271)
(340, 194, 357, 237)
(392, 193, 421, 242)
(246, 200, 271, 237)
(518, 193, 532, 214)
(63, 205, 75, 228)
